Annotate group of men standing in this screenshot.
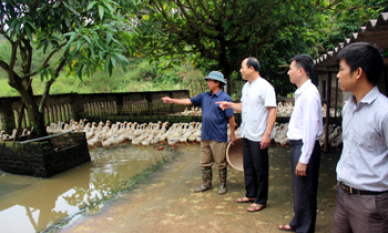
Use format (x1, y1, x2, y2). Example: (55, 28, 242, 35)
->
(162, 42, 388, 233)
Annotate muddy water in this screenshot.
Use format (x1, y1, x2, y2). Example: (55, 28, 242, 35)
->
(0, 144, 174, 233)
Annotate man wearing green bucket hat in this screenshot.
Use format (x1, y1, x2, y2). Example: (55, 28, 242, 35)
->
(161, 71, 236, 195)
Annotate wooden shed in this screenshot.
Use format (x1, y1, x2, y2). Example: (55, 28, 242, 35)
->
(313, 12, 388, 150)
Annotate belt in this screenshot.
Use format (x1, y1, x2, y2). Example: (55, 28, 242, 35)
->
(289, 140, 303, 146)
(339, 182, 388, 195)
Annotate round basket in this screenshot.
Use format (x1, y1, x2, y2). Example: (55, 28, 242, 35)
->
(226, 137, 244, 172)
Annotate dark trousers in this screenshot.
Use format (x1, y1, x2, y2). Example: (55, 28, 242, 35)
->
(289, 140, 321, 233)
(243, 138, 268, 205)
(333, 183, 388, 233)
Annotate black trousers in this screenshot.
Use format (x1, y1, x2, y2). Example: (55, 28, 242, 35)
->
(289, 140, 321, 233)
(243, 138, 268, 205)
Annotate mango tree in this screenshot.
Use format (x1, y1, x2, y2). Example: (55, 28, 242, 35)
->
(0, 0, 137, 138)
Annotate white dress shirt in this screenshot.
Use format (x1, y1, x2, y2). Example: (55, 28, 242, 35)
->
(287, 79, 323, 164)
(337, 86, 388, 192)
(241, 77, 276, 142)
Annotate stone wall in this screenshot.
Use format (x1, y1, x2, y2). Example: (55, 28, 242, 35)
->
(0, 90, 190, 132)
(0, 132, 91, 177)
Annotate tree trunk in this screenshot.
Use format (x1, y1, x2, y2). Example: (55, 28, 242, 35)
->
(221, 67, 233, 96)
(20, 90, 48, 139)
(27, 104, 47, 138)
(9, 76, 48, 139)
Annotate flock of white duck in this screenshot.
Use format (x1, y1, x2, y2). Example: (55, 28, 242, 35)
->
(178, 103, 340, 118)
(44, 119, 241, 149)
(0, 128, 30, 141)
(45, 119, 207, 149)
(176, 106, 203, 116)
(272, 123, 342, 148)
(277, 102, 341, 118)
(0, 102, 343, 149)
(41, 118, 341, 149)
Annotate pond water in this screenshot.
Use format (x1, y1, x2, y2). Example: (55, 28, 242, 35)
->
(0, 144, 174, 233)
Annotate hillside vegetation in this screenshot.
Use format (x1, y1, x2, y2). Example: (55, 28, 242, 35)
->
(0, 39, 207, 97)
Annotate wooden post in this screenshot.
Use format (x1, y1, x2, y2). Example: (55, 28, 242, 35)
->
(69, 93, 83, 121)
(335, 78, 339, 117)
(116, 95, 123, 115)
(145, 92, 152, 115)
(324, 72, 332, 152)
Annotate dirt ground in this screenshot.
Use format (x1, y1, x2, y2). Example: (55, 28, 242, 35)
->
(56, 144, 340, 233)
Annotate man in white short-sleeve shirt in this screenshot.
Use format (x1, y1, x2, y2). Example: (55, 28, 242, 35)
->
(217, 57, 277, 212)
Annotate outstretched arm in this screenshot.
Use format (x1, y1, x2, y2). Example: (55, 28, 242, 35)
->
(216, 101, 242, 112)
(161, 97, 192, 105)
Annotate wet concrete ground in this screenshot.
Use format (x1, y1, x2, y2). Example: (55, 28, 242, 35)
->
(57, 144, 340, 233)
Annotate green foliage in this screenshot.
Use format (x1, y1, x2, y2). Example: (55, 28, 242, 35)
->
(1, 0, 140, 85)
(0, 0, 140, 137)
(133, 0, 385, 96)
(0, 58, 207, 97)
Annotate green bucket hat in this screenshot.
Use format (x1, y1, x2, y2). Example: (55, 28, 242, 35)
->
(204, 71, 226, 84)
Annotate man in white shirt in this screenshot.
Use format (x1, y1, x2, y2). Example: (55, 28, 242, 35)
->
(333, 42, 388, 233)
(278, 54, 323, 233)
(217, 57, 277, 212)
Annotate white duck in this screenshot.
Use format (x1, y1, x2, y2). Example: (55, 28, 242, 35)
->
(180, 122, 196, 145)
(328, 126, 341, 144)
(132, 131, 148, 146)
(0, 130, 8, 140)
(141, 133, 154, 147)
(88, 132, 104, 148)
(188, 122, 202, 143)
(274, 123, 288, 146)
(167, 124, 183, 148)
(330, 129, 342, 149)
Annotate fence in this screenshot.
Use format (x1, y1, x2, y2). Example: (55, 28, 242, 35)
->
(0, 90, 190, 132)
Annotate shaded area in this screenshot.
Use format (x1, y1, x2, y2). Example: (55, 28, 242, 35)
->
(57, 144, 340, 233)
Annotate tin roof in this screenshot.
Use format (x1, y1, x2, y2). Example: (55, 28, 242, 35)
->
(314, 12, 388, 69)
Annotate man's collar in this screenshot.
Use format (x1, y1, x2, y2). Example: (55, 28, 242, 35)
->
(354, 86, 379, 105)
(210, 89, 223, 96)
(248, 76, 261, 84)
(295, 79, 312, 95)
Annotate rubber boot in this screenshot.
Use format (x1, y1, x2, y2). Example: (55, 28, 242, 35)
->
(194, 167, 212, 193)
(217, 168, 227, 195)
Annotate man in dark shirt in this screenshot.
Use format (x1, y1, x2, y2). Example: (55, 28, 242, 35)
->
(162, 71, 236, 194)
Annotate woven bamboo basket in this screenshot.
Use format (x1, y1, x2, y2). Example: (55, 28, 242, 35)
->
(226, 137, 244, 172)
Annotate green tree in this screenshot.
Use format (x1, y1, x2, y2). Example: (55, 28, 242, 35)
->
(0, 0, 137, 138)
(135, 0, 384, 96)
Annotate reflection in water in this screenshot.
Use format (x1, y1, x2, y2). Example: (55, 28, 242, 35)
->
(0, 144, 174, 233)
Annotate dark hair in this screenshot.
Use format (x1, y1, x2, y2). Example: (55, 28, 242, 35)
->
(246, 57, 261, 72)
(290, 54, 314, 77)
(336, 42, 384, 85)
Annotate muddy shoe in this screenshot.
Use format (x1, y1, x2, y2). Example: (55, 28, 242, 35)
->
(217, 183, 227, 195)
(194, 184, 212, 193)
